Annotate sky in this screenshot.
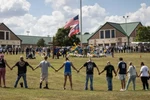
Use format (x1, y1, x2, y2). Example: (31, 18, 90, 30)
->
(0, 0, 150, 37)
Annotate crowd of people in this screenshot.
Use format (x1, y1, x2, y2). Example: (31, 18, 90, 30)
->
(0, 52, 150, 91)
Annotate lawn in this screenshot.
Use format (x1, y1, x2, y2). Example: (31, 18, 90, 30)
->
(0, 53, 150, 100)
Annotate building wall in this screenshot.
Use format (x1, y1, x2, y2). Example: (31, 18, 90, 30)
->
(0, 23, 21, 47)
(89, 23, 140, 46)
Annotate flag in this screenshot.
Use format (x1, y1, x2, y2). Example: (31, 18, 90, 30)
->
(68, 24, 79, 37)
(64, 15, 79, 29)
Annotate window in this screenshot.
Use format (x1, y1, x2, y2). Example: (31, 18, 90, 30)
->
(0, 31, 4, 39)
(6, 32, 9, 40)
(100, 31, 104, 39)
(111, 30, 115, 38)
(105, 30, 110, 38)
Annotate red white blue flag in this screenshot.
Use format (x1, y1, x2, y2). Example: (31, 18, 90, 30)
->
(64, 15, 79, 29)
(68, 24, 79, 37)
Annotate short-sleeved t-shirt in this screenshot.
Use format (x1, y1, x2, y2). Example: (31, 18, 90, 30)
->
(64, 61, 72, 73)
(104, 65, 115, 77)
(118, 61, 127, 74)
(39, 60, 50, 74)
(83, 61, 97, 75)
(140, 65, 149, 77)
(15, 61, 29, 75)
(128, 65, 136, 77)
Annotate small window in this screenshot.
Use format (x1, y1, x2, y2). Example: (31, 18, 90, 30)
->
(0, 31, 5, 39)
(111, 30, 115, 38)
(6, 32, 9, 40)
(100, 31, 104, 39)
(105, 30, 110, 38)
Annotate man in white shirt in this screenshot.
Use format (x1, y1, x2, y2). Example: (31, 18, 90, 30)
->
(139, 62, 150, 90)
(34, 56, 56, 89)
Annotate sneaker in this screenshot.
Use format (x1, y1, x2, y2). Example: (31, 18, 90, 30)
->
(43, 87, 49, 89)
(120, 89, 124, 91)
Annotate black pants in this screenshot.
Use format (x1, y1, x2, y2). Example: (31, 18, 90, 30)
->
(141, 77, 149, 90)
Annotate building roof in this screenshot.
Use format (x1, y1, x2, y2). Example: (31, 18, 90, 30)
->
(77, 34, 92, 44)
(17, 35, 53, 45)
(0, 23, 22, 41)
(88, 22, 142, 40)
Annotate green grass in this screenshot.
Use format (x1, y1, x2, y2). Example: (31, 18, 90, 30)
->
(1, 53, 150, 100)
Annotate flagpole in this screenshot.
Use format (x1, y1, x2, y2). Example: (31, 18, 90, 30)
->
(80, 0, 82, 47)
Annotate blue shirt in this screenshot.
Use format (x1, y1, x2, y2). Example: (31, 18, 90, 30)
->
(64, 61, 71, 73)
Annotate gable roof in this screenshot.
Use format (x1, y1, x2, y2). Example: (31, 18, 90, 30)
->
(17, 35, 53, 45)
(0, 23, 22, 41)
(77, 34, 92, 43)
(88, 22, 142, 40)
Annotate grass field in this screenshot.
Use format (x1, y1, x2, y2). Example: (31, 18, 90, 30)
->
(0, 53, 150, 100)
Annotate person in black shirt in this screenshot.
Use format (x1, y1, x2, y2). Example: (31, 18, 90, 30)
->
(100, 61, 117, 91)
(117, 57, 127, 91)
(11, 56, 34, 88)
(0, 54, 11, 87)
(78, 58, 100, 90)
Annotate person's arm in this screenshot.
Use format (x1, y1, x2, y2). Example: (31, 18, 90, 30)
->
(50, 65, 57, 71)
(34, 64, 40, 70)
(27, 62, 34, 71)
(57, 63, 65, 72)
(113, 69, 117, 76)
(100, 69, 105, 75)
(95, 66, 100, 75)
(78, 65, 84, 72)
(11, 63, 17, 70)
(71, 62, 78, 72)
(4, 60, 11, 70)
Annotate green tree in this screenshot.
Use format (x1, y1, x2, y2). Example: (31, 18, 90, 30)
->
(136, 26, 150, 42)
(37, 38, 45, 47)
(55, 28, 80, 46)
(84, 32, 90, 35)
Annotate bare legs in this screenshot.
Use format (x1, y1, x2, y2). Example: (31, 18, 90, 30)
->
(64, 75, 73, 90)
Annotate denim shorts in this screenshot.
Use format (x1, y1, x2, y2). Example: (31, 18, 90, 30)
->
(64, 72, 71, 76)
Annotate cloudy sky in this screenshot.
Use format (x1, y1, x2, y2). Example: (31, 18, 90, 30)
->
(0, 0, 150, 36)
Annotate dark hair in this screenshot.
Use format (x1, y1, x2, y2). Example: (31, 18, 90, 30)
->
(141, 62, 144, 66)
(44, 56, 48, 60)
(119, 57, 123, 61)
(66, 57, 69, 61)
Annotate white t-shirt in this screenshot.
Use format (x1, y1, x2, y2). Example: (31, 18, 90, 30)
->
(128, 65, 136, 77)
(140, 65, 149, 77)
(39, 60, 51, 74)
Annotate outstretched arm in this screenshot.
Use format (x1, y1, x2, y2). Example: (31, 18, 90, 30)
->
(57, 63, 65, 72)
(28, 64, 34, 71)
(11, 64, 16, 70)
(71, 62, 78, 72)
(51, 65, 57, 71)
(4, 60, 11, 70)
(78, 65, 84, 72)
(100, 69, 105, 75)
(96, 66, 100, 75)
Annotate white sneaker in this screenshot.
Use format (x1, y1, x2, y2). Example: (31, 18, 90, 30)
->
(120, 89, 125, 91)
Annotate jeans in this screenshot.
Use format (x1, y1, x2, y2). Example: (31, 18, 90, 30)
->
(14, 73, 28, 88)
(125, 75, 136, 90)
(106, 77, 113, 90)
(85, 74, 93, 90)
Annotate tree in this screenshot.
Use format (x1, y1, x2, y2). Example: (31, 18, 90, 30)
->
(55, 28, 80, 46)
(135, 26, 150, 42)
(84, 32, 90, 35)
(37, 38, 45, 47)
